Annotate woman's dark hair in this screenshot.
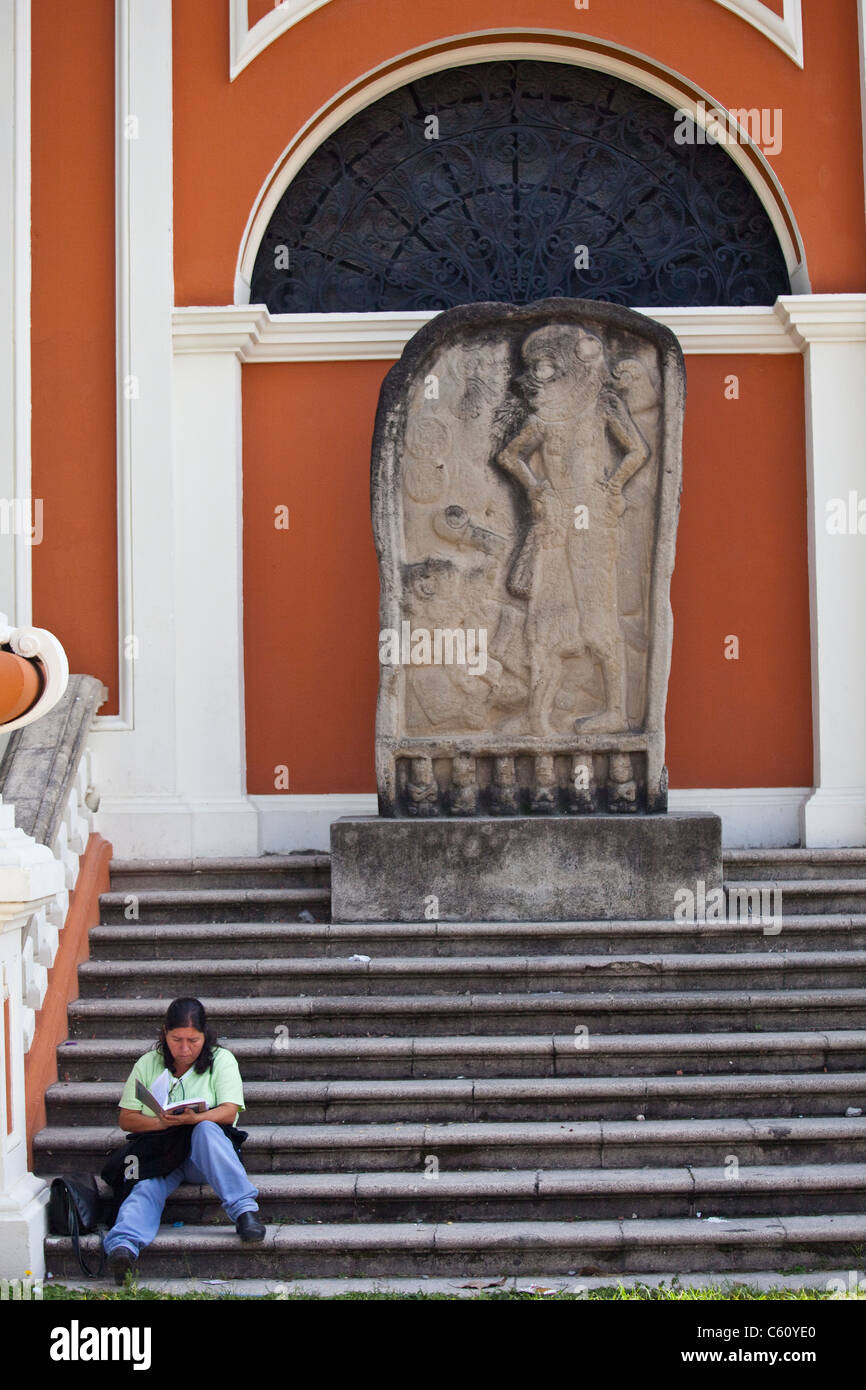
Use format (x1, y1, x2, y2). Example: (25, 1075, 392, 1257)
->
(156, 997, 218, 1074)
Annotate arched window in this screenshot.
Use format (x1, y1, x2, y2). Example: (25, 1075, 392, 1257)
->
(250, 60, 790, 313)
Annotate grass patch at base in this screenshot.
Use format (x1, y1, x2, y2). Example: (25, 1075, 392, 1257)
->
(42, 1281, 839, 1301)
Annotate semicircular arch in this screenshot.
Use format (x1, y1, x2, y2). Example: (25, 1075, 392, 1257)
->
(236, 34, 807, 309)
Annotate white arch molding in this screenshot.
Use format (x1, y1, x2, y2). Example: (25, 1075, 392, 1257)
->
(234, 30, 809, 305)
(229, 1, 804, 79)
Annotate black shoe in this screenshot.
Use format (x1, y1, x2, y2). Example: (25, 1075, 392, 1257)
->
(236, 1211, 266, 1243)
(107, 1245, 137, 1285)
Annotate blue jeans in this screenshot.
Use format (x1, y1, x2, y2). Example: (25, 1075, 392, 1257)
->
(103, 1120, 259, 1257)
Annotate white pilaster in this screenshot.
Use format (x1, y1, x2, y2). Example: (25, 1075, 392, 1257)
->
(171, 351, 259, 855)
(0, 0, 32, 625)
(91, 1, 186, 854)
(777, 295, 866, 846)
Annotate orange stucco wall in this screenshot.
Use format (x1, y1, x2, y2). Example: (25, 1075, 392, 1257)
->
(173, 0, 866, 304)
(31, 0, 119, 714)
(243, 353, 811, 794)
(243, 361, 383, 796)
(28, 1, 841, 790)
(668, 354, 810, 788)
(248, 0, 277, 25)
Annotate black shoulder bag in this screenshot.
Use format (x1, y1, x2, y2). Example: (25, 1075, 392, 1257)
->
(48, 1175, 116, 1278)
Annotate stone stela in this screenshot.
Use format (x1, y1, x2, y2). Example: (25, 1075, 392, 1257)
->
(373, 298, 684, 818)
(331, 299, 722, 923)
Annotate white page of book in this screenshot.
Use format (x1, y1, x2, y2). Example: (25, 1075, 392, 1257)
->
(149, 1068, 173, 1109)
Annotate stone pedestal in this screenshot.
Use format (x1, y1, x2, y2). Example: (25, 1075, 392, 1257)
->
(330, 813, 721, 923)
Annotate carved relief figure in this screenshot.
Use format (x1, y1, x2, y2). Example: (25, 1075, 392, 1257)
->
(496, 326, 652, 735)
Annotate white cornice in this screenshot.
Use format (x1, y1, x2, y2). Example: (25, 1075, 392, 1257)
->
(775, 295, 866, 347)
(173, 308, 433, 359)
(644, 306, 797, 353)
(172, 304, 807, 359)
(229, 1, 804, 80)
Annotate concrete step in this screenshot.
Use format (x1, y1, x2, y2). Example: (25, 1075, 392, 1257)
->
(98, 887, 331, 925)
(725, 849, 866, 881)
(98, 882, 866, 926)
(83, 915, 866, 960)
(88, 1163, 866, 1223)
(108, 850, 866, 888)
(31, 1115, 866, 1175)
(74, 950, 866, 1000)
(96, 880, 866, 925)
(43, 1212, 866, 1278)
(726, 878, 866, 915)
(107, 855, 331, 892)
(37, 850, 866, 1282)
(45, 1073, 866, 1126)
(54, 1031, 866, 1082)
(65, 988, 866, 1038)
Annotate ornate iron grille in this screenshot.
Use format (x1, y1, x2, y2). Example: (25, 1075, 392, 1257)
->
(251, 61, 790, 312)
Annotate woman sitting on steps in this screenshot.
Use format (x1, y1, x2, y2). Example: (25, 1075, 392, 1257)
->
(102, 996, 265, 1284)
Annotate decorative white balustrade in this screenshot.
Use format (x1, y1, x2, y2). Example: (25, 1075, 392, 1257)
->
(0, 633, 104, 1278)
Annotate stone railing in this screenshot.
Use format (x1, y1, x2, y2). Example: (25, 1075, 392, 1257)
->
(0, 671, 106, 1278)
(0, 675, 106, 1047)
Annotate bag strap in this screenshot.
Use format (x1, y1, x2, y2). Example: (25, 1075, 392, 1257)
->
(67, 1195, 106, 1280)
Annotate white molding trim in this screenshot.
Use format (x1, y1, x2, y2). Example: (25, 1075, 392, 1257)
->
(252, 790, 809, 852)
(229, 2, 804, 80)
(112, 1, 135, 730)
(92, 2, 177, 767)
(0, 1, 32, 628)
(96, 795, 260, 859)
(11, 0, 31, 627)
(173, 304, 801, 361)
(669, 788, 808, 848)
(230, 0, 333, 80)
(859, 0, 866, 224)
(252, 794, 377, 854)
(93, 5, 258, 864)
(234, 32, 807, 304)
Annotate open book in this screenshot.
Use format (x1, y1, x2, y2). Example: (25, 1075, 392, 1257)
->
(135, 1071, 208, 1118)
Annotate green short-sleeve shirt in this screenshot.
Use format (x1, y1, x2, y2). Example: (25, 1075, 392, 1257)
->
(118, 1046, 245, 1120)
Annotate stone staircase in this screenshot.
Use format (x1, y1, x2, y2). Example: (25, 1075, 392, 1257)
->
(38, 850, 866, 1283)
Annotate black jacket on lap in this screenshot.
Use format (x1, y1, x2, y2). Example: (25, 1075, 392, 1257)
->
(101, 1124, 248, 1203)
